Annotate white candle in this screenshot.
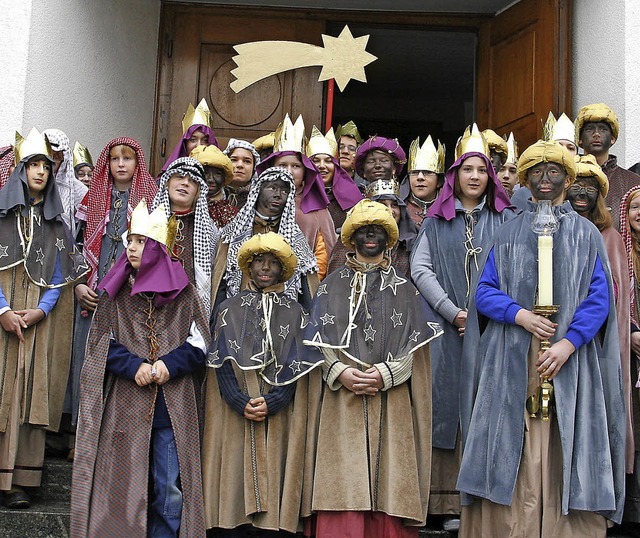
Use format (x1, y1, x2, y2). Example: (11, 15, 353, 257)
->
(538, 235, 553, 306)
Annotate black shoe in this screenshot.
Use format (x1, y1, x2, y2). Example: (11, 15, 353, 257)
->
(4, 487, 30, 509)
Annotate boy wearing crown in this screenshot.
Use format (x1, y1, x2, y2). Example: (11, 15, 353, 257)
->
(203, 232, 322, 535)
(0, 129, 88, 508)
(71, 200, 210, 537)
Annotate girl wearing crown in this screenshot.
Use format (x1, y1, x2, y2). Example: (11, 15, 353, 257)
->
(0, 128, 87, 509)
(410, 124, 513, 532)
(71, 200, 210, 537)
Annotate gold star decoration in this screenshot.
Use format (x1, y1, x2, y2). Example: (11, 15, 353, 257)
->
(230, 25, 377, 93)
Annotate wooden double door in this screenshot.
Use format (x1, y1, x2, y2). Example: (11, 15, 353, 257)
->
(151, 1, 571, 175)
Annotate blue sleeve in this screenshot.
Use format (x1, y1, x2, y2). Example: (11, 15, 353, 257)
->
(0, 284, 8, 310)
(106, 340, 145, 380)
(37, 256, 63, 316)
(216, 361, 251, 416)
(160, 341, 205, 379)
(476, 249, 523, 324)
(564, 255, 609, 349)
(264, 383, 297, 415)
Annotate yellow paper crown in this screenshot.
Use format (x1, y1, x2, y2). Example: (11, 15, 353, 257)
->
(408, 135, 445, 174)
(306, 126, 338, 158)
(505, 133, 518, 164)
(274, 114, 306, 153)
(14, 128, 53, 165)
(336, 120, 363, 144)
(72, 141, 93, 168)
(542, 112, 575, 144)
(128, 200, 177, 249)
(181, 98, 213, 133)
(364, 178, 400, 199)
(455, 124, 489, 160)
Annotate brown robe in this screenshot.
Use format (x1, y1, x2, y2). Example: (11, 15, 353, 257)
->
(70, 282, 210, 538)
(602, 154, 640, 231)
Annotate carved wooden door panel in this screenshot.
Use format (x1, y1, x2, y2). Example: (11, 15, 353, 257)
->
(476, 0, 572, 151)
(152, 6, 325, 174)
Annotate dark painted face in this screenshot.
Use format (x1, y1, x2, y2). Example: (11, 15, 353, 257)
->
(526, 162, 568, 204)
(255, 179, 291, 218)
(353, 224, 388, 259)
(363, 150, 395, 182)
(249, 252, 283, 289)
(204, 166, 225, 197)
(580, 121, 614, 155)
(566, 176, 600, 214)
(489, 150, 505, 173)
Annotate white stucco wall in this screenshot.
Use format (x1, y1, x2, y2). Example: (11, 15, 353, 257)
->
(1, 0, 161, 160)
(573, 0, 640, 168)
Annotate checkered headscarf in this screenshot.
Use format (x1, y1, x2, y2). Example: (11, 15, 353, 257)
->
(153, 157, 219, 312)
(223, 138, 261, 180)
(221, 166, 318, 299)
(77, 137, 158, 289)
(620, 185, 640, 325)
(0, 146, 13, 190)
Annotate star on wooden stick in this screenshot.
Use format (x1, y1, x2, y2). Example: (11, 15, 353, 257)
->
(230, 25, 377, 93)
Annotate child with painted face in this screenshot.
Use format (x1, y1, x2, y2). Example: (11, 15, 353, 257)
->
(71, 200, 210, 537)
(203, 232, 321, 535)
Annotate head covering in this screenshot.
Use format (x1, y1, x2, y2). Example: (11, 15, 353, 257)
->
(336, 120, 363, 144)
(355, 136, 406, 179)
(0, 145, 15, 190)
(257, 151, 330, 213)
(191, 144, 233, 184)
(620, 185, 640, 286)
(252, 133, 275, 153)
(543, 112, 576, 144)
(365, 180, 418, 250)
(427, 152, 512, 221)
(223, 138, 260, 181)
(43, 129, 88, 236)
(575, 103, 620, 141)
(574, 154, 609, 197)
(221, 166, 318, 300)
(516, 139, 577, 186)
(341, 199, 399, 250)
(482, 129, 509, 158)
(100, 238, 189, 307)
(77, 137, 158, 289)
(238, 232, 298, 282)
(162, 124, 219, 173)
(153, 156, 218, 311)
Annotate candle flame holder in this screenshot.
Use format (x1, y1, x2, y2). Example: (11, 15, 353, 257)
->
(525, 304, 560, 421)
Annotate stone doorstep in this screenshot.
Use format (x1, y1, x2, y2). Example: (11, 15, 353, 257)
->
(0, 499, 70, 538)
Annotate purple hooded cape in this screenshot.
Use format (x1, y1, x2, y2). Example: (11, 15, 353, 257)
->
(427, 152, 512, 221)
(161, 125, 219, 173)
(99, 238, 189, 306)
(257, 150, 330, 213)
(324, 156, 363, 210)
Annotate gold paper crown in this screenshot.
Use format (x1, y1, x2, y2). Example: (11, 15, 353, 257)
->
(128, 200, 177, 250)
(408, 135, 445, 174)
(364, 178, 400, 199)
(505, 132, 518, 164)
(181, 98, 213, 133)
(274, 114, 306, 153)
(72, 141, 93, 168)
(306, 126, 338, 158)
(455, 124, 489, 160)
(542, 112, 575, 144)
(14, 128, 53, 165)
(336, 120, 363, 144)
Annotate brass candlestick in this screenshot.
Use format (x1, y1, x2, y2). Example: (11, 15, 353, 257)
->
(525, 304, 560, 421)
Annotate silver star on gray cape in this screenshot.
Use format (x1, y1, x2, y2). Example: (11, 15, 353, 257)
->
(390, 308, 403, 327)
(35, 248, 45, 265)
(320, 313, 335, 325)
(379, 265, 407, 295)
(339, 268, 351, 279)
(289, 360, 301, 374)
(207, 350, 219, 365)
(364, 324, 376, 342)
(279, 324, 290, 339)
(317, 283, 328, 296)
(409, 330, 420, 342)
(71, 246, 89, 272)
(241, 294, 254, 307)
(55, 238, 65, 251)
(0, 244, 7, 258)
(228, 340, 241, 352)
(276, 295, 291, 308)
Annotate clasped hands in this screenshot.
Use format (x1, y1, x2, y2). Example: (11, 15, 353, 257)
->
(338, 367, 383, 395)
(135, 360, 170, 387)
(0, 308, 45, 342)
(244, 397, 268, 422)
(515, 309, 575, 381)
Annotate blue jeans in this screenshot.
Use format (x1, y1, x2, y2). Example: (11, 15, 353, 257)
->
(149, 427, 182, 538)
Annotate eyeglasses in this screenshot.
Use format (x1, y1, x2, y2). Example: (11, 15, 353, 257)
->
(567, 185, 599, 196)
(409, 170, 437, 178)
(339, 143, 357, 153)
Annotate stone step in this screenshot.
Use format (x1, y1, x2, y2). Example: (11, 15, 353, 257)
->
(0, 498, 70, 538)
(39, 457, 73, 503)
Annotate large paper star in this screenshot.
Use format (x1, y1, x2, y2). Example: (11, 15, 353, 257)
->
(231, 25, 377, 93)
